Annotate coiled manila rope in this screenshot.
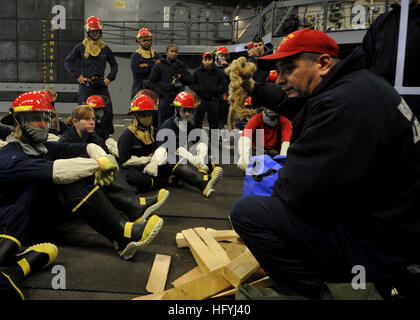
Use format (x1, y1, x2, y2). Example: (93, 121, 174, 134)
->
(225, 57, 256, 130)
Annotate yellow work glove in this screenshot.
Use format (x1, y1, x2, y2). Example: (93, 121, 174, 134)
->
(95, 155, 119, 186)
(94, 170, 115, 187)
(96, 155, 119, 172)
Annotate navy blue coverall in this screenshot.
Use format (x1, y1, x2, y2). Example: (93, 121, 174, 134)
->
(189, 64, 224, 130)
(0, 126, 12, 140)
(64, 42, 118, 135)
(0, 141, 91, 242)
(149, 59, 192, 127)
(230, 49, 420, 299)
(118, 127, 158, 192)
(130, 51, 162, 99)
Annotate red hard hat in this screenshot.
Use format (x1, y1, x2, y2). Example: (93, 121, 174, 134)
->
(85, 95, 107, 109)
(173, 91, 199, 108)
(244, 96, 253, 107)
(247, 42, 254, 49)
(202, 51, 213, 59)
(134, 89, 159, 106)
(38, 90, 57, 103)
(136, 28, 152, 40)
(268, 70, 278, 83)
(129, 95, 158, 114)
(216, 46, 229, 54)
(1, 91, 55, 125)
(85, 16, 103, 32)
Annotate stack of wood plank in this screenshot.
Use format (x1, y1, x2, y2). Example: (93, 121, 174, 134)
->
(133, 227, 272, 300)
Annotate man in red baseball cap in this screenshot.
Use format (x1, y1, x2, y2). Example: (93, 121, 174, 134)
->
(245, 42, 255, 59)
(230, 28, 420, 299)
(258, 29, 339, 65)
(258, 28, 339, 98)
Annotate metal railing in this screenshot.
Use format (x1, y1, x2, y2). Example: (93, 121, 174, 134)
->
(101, 14, 261, 46)
(100, 1, 392, 48)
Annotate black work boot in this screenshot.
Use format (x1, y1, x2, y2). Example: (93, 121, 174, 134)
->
(76, 189, 164, 260)
(115, 215, 164, 260)
(0, 266, 24, 300)
(0, 235, 21, 266)
(168, 175, 183, 187)
(103, 173, 169, 223)
(134, 189, 170, 223)
(0, 243, 58, 300)
(172, 160, 223, 197)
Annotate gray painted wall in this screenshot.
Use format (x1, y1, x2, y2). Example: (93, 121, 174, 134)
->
(85, 0, 257, 23)
(107, 56, 134, 115)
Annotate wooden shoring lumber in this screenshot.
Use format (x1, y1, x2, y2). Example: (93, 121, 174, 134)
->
(220, 242, 248, 260)
(176, 229, 240, 248)
(146, 254, 171, 293)
(181, 228, 226, 273)
(193, 227, 231, 265)
(171, 266, 203, 288)
(222, 249, 260, 288)
(161, 268, 232, 300)
(161, 249, 262, 300)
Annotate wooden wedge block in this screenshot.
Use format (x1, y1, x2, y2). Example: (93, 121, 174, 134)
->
(225, 237, 245, 245)
(181, 228, 225, 272)
(220, 242, 248, 260)
(162, 269, 232, 300)
(176, 229, 240, 248)
(194, 227, 231, 265)
(207, 229, 240, 241)
(171, 266, 203, 288)
(146, 254, 171, 293)
(205, 228, 243, 244)
(176, 233, 187, 248)
(222, 249, 260, 288)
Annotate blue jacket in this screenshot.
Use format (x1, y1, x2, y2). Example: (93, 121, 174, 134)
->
(58, 126, 110, 154)
(118, 128, 156, 166)
(0, 126, 12, 140)
(0, 142, 88, 209)
(248, 54, 269, 83)
(271, 49, 420, 248)
(157, 116, 209, 161)
(64, 42, 118, 81)
(190, 64, 225, 100)
(130, 51, 162, 98)
(157, 115, 195, 148)
(149, 59, 192, 97)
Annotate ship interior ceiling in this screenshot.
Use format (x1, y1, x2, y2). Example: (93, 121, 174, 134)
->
(0, 0, 414, 301)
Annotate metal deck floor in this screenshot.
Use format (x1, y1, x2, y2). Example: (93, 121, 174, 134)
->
(13, 115, 245, 300)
